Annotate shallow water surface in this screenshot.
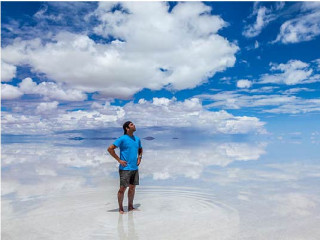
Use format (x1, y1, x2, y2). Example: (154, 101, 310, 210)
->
(2, 135, 320, 239)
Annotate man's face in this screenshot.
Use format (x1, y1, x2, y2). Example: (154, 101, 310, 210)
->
(127, 122, 136, 132)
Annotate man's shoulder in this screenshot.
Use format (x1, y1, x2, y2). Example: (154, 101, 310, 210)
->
(113, 135, 126, 144)
(134, 135, 140, 140)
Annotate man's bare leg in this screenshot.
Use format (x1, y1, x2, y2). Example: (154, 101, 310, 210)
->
(128, 184, 136, 211)
(118, 186, 127, 214)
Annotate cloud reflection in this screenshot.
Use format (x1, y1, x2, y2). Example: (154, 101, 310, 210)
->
(2, 139, 267, 186)
(142, 141, 267, 180)
(2, 136, 320, 239)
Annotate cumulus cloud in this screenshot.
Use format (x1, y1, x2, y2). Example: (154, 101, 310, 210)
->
(1, 61, 17, 82)
(1, 109, 120, 135)
(260, 60, 316, 85)
(2, 2, 238, 99)
(123, 97, 266, 134)
(237, 79, 252, 88)
(21, 78, 87, 101)
(1, 84, 23, 100)
(36, 101, 59, 114)
(1, 97, 267, 135)
(274, 2, 320, 44)
(2, 77, 87, 101)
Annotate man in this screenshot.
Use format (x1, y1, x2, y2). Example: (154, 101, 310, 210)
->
(108, 121, 143, 214)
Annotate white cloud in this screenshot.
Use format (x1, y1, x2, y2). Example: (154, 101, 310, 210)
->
(1, 84, 23, 100)
(22, 78, 87, 101)
(314, 59, 320, 70)
(19, 77, 37, 91)
(198, 91, 320, 114)
(243, 6, 276, 38)
(264, 98, 320, 114)
(123, 97, 266, 134)
(281, 87, 314, 95)
(249, 86, 279, 93)
(245, 40, 260, 51)
(3, 77, 87, 101)
(237, 79, 252, 88)
(301, 2, 320, 11)
(1, 61, 17, 82)
(1, 97, 267, 135)
(33, 4, 63, 22)
(260, 60, 315, 85)
(200, 92, 296, 109)
(275, 2, 285, 11)
(2, 2, 238, 99)
(1, 109, 119, 135)
(274, 3, 320, 44)
(36, 101, 59, 114)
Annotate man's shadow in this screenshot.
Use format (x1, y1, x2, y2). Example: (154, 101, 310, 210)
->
(107, 203, 141, 212)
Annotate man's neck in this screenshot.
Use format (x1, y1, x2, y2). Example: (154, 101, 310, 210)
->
(127, 132, 134, 137)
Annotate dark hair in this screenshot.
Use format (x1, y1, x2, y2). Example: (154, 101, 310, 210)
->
(123, 121, 132, 134)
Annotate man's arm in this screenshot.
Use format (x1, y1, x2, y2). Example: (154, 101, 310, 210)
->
(108, 144, 127, 167)
(137, 148, 143, 166)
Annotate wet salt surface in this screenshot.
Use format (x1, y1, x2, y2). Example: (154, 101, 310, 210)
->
(2, 185, 239, 240)
(2, 136, 320, 239)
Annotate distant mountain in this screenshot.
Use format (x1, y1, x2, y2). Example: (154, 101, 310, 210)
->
(143, 136, 155, 140)
(68, 137, 85, 141)
(68, 137, 117, 141)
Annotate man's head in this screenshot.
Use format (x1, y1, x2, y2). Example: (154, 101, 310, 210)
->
(123, 121, 136, 134)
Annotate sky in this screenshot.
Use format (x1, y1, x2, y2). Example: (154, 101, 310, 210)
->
(1, 1, 320, 138)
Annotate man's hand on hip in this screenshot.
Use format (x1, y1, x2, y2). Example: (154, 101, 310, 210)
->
(119, 160, 127, 167)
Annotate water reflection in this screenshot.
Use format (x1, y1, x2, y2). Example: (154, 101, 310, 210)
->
(118, 213, 139, 240)
(2, 135, 320, 239)
(1, 139, 267, 180)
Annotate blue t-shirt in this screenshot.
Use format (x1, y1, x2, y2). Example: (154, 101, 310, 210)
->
(113, 134, 142, 170)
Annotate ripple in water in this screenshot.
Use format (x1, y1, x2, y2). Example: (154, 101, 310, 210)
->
(3, 186, 240, 240)
(137, 186, 235, 212)
(103, 186, 240, 240)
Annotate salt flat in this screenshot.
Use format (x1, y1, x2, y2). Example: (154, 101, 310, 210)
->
(2, 138, 320, 240)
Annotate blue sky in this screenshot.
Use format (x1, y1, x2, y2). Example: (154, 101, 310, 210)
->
(1, 1, 320, 137)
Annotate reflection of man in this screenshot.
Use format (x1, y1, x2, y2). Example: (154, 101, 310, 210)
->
(108, 121, 143, 214)
(117, 213, 139, 239)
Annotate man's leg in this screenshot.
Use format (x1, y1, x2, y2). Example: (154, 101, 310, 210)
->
(128, 184, 136, 211)
(118, 186, 127, 214)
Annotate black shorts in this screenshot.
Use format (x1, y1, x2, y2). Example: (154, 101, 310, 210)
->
(119, 170, 139, 187)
